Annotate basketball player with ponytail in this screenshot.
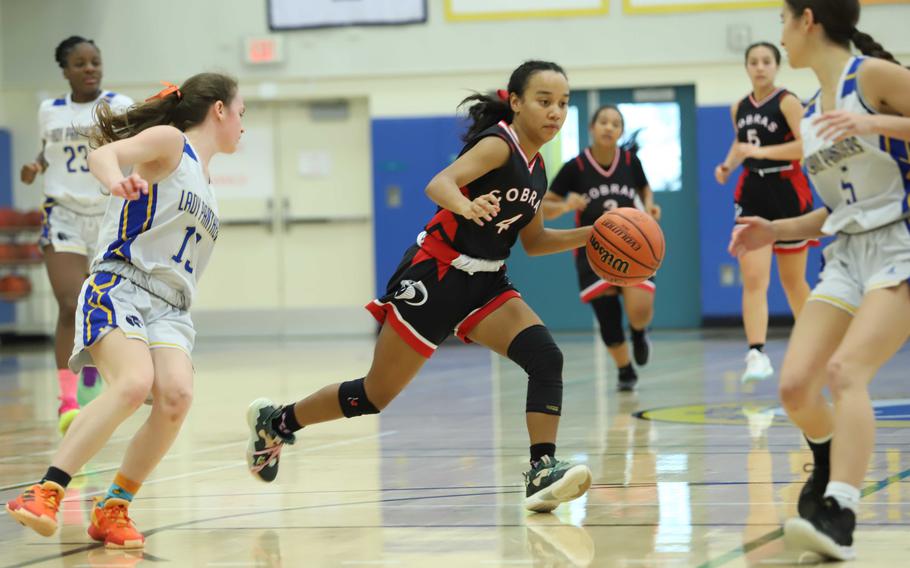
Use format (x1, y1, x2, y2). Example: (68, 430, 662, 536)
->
(730, 0, 910, 559)
(6, 74, 243, 550)
(21, 36, 133, 434)
(716, 41, 814, 384)
(247, 61, 595, 513)
(544, 105, 660, 391)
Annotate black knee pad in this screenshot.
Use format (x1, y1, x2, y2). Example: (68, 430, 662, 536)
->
(338, 378, 380, 418)
(507, 325, 563, 416)
(591, 295, 625, 347)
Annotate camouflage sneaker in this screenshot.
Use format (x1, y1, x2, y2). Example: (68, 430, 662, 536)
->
(246, 399, 295, 483)
(523, 456, 592, 513)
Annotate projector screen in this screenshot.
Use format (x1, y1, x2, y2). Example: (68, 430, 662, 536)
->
(268, 0, 427, 30)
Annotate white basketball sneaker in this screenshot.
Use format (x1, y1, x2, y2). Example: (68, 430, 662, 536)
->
(741, 349, 774, 383)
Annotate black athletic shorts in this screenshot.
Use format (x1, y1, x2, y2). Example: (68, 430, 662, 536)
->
(734, 166, 815, 253)
(366, 244, 520, 357)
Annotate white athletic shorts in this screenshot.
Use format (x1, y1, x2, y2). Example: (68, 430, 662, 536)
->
(809, 221, 910, 315)
(69, 271, 195, 372)
(39, 198, 103, 258)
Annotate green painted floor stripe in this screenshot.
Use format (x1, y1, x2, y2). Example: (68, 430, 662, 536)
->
(697, 466, 910, 568)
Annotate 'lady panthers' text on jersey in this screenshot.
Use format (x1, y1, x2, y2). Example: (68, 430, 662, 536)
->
(92, 139, 219, 306)
(549, 147, 649, 227)
(802, 56, 910, 234)
(39, 91, 134, 214)
(421, 121, 547, 261)
(736, 88, 797, 171)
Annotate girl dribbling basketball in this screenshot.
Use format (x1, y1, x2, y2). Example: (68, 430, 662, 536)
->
(246, 61, 596, 514)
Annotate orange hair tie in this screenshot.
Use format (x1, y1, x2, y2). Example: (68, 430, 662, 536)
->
(145, 81, 182, 102)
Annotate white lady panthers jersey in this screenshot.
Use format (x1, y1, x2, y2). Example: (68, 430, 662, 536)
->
(39, 91, 134, 214)
(92, 139, 219, 306)
(801, 57, 910, 235)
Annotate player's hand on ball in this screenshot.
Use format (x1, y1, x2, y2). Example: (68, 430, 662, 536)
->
(459, 193, 501, 226)
(729, 216, 776, 257)
(110, 173, 149, 201)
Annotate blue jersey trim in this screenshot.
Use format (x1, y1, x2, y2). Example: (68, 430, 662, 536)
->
(52, 98, 66, 106)
(840, 57, 865, 98)
(102, 184, 159, 262)
(183, 140, 198, 162)
(879, 136, 910, 215)
(82, 273, 121, 346)
(803, 91, 820, 118)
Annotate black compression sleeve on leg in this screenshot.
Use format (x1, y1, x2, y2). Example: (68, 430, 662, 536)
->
(338, 378, 380, 418)
(507, 325, 564, 416)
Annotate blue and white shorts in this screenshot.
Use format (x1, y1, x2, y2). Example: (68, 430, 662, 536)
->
(810, 221, 910, 315)
(69, 272, 195, 372)
(39, 198, 103, 258)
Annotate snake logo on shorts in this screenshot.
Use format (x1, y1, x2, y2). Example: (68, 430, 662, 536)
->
(393, 280, 428, 307)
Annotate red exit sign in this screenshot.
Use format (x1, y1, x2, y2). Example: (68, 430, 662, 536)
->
(245, 36, 284, 64)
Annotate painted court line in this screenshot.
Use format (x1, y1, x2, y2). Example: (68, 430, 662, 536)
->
(697, 466, 910, 568)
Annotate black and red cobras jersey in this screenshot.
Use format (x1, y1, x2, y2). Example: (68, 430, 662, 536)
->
(550, 147, 649, 228)
(420, 121, 547, 265)
(735, 88, 797, 171)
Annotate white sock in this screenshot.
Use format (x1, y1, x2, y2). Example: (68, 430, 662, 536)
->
(806, 433, 833, 445)
(824, 481, 860, 513)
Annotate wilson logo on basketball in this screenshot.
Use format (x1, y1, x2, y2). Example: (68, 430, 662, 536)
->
(588, 235, 630, 274)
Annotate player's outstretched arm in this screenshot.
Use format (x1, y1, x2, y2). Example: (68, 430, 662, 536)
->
(729, 207, 828, 257)
(519, 209, 589, 256)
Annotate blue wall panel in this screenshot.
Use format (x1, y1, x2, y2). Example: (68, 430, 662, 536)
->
(371, 117, 464, 295)
(0, 130, 16, 324)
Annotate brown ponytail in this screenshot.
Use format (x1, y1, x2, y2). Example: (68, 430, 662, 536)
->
(89, 72, 237, 148)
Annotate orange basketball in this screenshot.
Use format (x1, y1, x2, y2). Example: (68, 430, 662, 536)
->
(585, 208, 665, 286)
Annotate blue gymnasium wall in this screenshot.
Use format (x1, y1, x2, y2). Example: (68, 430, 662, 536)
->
(372, 110, 824, 328)
(0, 130, 15, 324)
(696, 106, 824, 321)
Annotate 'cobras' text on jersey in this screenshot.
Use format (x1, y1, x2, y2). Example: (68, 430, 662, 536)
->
(422, 121, 547, 261)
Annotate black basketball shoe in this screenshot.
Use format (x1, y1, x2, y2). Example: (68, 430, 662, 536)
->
(798, 464, 829, 520)
(784, 496, 855, 561)
(523, 456, 593, 513)
(618, 365, 638, 392)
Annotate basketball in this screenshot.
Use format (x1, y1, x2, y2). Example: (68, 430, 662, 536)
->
(585, 208, 665, 286)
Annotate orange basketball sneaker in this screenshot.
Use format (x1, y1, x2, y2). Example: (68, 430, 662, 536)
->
(88, 497, 145, 549)
(5, 481, 65, 537)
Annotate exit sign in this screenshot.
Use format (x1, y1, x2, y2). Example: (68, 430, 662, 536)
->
(244, 36, 284, 64)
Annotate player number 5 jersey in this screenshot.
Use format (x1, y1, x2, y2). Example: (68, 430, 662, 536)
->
(801, 56, 910, 235)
